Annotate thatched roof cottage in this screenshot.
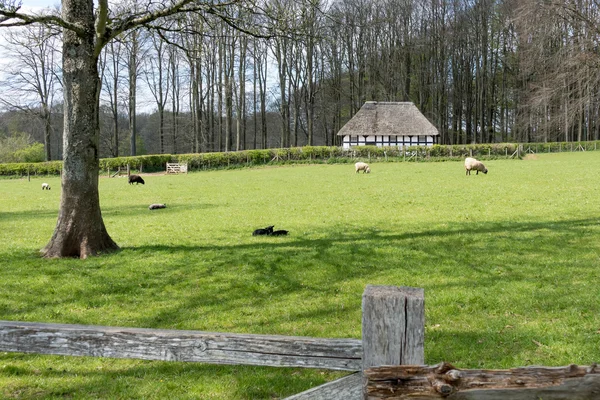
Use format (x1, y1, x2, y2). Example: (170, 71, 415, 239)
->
(337, 101, 439, 149)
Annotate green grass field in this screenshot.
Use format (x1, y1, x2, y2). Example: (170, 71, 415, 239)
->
(2, 152, 600, 399)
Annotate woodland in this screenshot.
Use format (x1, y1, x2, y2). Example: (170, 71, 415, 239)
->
(1, 0, 598, 163)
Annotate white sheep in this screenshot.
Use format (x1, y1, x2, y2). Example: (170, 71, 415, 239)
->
(355, 162, 371, 174)
(464, 157, 488, 175)
(41, 182, 51, 190)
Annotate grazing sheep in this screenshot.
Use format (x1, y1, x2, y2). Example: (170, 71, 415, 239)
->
(270, 230, 289, 236)
(128, 174, 145, 185)
(464, 157, 488, 175)
(355, 162, 371, 174)
(149, 203, 166, 210)
(252, 225, 274, 236)
(41, 182, 50, 190)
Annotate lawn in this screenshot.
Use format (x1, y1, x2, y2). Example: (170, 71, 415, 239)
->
(1, 152, 600, 399)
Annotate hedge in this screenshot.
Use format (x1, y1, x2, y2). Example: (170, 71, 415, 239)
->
(1, 141, 599, 177)
(0, 161, 63, 177)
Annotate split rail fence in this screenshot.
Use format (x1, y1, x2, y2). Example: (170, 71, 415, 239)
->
(0, 285, 598, 399)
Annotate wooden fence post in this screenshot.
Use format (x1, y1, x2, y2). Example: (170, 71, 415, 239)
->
(362, 285, 425, 369)
(362, 285, 425, 400)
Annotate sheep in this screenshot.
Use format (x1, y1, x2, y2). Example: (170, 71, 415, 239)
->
(149, 203, 166, 210)
(252, 225, 274, 236)
(41, 182, 51, 190)
(464, 157, 488, 175)
(128, 174, 145, 185)
(355, 162, 371, 174)
(270, 230, 289, 236)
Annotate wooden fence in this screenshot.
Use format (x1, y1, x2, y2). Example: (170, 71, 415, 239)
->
(166, 162, 188, 173)
(0, 285, 598, 399)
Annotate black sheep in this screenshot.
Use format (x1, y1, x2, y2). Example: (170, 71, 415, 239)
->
(252, 225, 274, 236)
(270, 230, 288, 236)
(128, 174, 145, 185)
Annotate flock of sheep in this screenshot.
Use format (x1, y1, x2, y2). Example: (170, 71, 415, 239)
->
(254, 157, 487, 236)
(41, 157, 487, 190)
(40, 157, 487, 236)
(353, 157, 488, 176)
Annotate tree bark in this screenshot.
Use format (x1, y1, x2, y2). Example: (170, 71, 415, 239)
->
(41, 0, 118, 258)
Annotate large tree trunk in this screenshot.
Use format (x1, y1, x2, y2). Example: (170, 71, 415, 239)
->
(41, 0, 118, 259)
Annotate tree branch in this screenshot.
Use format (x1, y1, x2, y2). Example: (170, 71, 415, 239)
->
(94, 0, 109, 57)
(0, 7, 83, 35)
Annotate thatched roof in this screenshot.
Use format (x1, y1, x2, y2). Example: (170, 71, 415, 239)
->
(337, 102, 439, 137)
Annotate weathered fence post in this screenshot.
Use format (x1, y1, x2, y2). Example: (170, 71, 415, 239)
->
(362, 286, 424, 397)
(362, 285, 425, 369)
(362, 285, 425, 399)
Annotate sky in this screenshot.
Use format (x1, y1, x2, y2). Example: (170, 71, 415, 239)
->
(19, 0, 60, 11)
(23, 0, 59, 6)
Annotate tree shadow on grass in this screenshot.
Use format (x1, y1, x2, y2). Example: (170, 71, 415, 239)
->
(2, 216, 599, 328)
(107, 217, 600, 329)
(0, 353, 346, 399)
(2, 217, 600, 398)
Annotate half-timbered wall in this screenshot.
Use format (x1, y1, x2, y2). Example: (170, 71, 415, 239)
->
(341, 135, 436, 149)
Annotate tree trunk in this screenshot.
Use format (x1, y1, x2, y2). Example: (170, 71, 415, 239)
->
(41, 0, 118, 258)
(129, 31, 138, 156)
(43, 106, 52, 161)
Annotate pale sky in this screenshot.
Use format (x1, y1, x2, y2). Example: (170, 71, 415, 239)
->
(23, 0, 59, 6)
(19, 0, 60, 11)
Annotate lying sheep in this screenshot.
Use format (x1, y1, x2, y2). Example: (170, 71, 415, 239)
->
(41, 182, 50, 190)
(128, 174, 145, 185)
(149, 203, 166, 210)
(355, 162, 371, 174)
(270, 230, 289, 236)
(464, 157, 488, 175)
(252, 225, 274, 236)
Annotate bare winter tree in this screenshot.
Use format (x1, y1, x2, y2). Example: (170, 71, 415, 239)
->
(0, 23, 61, 161)
(144, 33, 170, 154)
(0, 0, 271, 258)
(123, 27, 145, 156)
(99, 38, 124, 157)
(514, 0, 600, 142)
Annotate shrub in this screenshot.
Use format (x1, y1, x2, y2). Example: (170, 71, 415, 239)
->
(13, 143, 45, 163)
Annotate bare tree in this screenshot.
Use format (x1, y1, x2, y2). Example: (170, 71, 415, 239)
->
(236, 33, 248, 150)
(0, 23, 61, 161)
(0, 0, 270, 258)
(252, 37, 269, 148)
(168, 40, 181, 154)
(122, 25, 148, 156)
(144, 33, 170, 154)
(99, 39, 124, 157)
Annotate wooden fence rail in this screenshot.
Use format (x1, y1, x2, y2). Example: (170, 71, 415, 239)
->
(0, 320, 361, 371)
(1, 285, 596, 399)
